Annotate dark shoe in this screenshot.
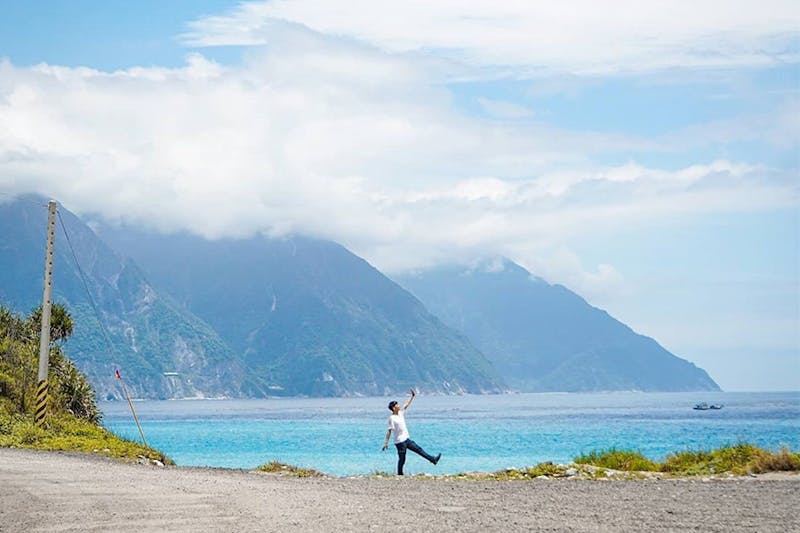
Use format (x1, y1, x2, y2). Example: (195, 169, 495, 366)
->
(433, 453, 441, 465)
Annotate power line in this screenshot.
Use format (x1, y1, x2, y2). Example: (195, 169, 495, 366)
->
(56, 205, 149, 445)
(56, 207, 125, 364)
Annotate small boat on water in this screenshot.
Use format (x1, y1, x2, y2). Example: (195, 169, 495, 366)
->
(694, 402, 723, 410)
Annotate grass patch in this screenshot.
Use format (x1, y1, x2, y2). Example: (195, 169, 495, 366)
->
(750, 448, 800, 473)
(574, 449, 659, 471)
(519, 461, 567, 478)
(256, 461, 325, 477)
(576, 443, 800, 476)
(663, 443, 765, 475)
(0, 412, 171, 464)
(449, 462, 569, 481)
(663, 443, 800, 475)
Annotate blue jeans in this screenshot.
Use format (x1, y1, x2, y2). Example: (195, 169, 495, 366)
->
(395, 439, 436, 475)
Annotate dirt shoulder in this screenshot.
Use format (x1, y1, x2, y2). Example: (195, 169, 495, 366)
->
(1, 448, 797, 532)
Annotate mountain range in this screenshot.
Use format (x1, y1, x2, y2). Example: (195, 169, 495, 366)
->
(0, 198, 258, 399)
(1, 198, 503, 398)
(96, 225, 504, 397)
(0, 197, 719, 397)
(396, 261, 719, 392)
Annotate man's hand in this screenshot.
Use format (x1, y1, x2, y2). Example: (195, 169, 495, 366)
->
(403, 388, 416, 410)
(381, 444, 388, 451)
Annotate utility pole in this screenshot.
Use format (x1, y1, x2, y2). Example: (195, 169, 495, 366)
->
(35, 200, 57, 426)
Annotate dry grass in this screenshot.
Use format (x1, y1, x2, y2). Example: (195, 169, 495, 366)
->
(750, 448, 800, 473)
(256, 461, 326, 477)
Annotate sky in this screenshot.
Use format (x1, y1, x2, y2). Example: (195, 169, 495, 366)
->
(0, 1, 797, 391)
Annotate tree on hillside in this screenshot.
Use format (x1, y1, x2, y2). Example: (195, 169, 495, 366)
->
(0, 304, 99, 422)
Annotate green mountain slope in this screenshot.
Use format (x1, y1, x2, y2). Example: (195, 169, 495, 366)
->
(395, 259, 720, 392)
(98, 228, 506, 396)
(0, 198, 261, 399)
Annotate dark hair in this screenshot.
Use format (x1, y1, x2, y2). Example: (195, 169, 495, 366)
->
(388, 400, 398, 411)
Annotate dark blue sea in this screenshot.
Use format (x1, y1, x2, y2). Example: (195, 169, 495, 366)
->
(101, 391, 799, 476)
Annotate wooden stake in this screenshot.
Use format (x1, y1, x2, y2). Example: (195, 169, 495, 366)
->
(115, 369, 148, 447)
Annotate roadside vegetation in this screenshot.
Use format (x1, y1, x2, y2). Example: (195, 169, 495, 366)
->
(575, 443, 800, 476)
(256, 460, 325, 477)
(372, 445, 799, 481)
(479, 462, 566, 480)
(0, 305, 171, 464)
(394, 444, 800, 481)
(574, 448, 659, 472)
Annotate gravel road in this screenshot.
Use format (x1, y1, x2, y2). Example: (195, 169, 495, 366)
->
(1, 448, 797, 532)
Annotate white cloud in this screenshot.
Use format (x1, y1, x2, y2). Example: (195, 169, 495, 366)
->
(477, 98, 534, 119)
(664, 98, 800, 151)
(0, 38, 796, 278)
(514, 246, 627, 303)
(0, 2, 795, 392)
(182, 0, 800, 75)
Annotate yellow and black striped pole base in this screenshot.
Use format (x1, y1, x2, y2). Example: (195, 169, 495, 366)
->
(35, 379, 48, 426)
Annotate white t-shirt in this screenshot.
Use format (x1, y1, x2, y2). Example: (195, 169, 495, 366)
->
(387, 409, 410, 444)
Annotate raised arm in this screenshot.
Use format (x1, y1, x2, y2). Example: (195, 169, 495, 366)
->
(403, 388, 416, 410)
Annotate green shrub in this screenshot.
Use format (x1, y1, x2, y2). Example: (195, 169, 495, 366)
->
(576, 443, 800, 476)
(1, 305, 99, 422)
(709, 443, 764, 474)
(523, 461, 566, 477)
(750, 448, 800, 473)
(8, 418, 47, 445)
(0, 305, 160, 463)
(663, 443, 764, 475)
(0, 397, 15, 419)
(661, 450, 711, 475)
(256, 461, 325, 477)
(48, 350, 101, 423)
(574, 449, 659, 471)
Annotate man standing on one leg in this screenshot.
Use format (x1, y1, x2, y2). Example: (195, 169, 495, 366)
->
(381, 388, 441, 475)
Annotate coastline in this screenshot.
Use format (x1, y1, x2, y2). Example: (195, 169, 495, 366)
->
(2, 448, 798, 532)
(98, 391, 800, 475)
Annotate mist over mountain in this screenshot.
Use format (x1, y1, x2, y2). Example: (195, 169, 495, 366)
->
(395, 259, 720, 392)
(96, 226, 505, 397)
(1, 198, 504, 398)
(0, 198, 260, 400)
(2, 196, 717, 398)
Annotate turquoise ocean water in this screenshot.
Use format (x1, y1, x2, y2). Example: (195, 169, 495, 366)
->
(101, 392, 799, 476)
